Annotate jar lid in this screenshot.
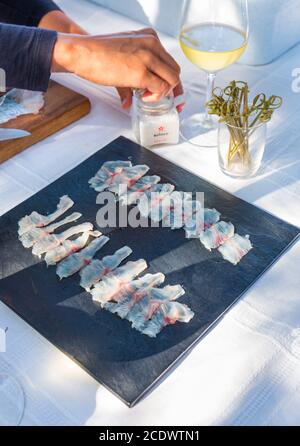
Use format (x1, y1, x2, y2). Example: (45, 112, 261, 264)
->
(135, 89, 174, 112)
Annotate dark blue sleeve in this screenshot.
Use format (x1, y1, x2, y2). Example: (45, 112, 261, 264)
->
(0, 0, 61, 26)
(0, 23, 57, 91)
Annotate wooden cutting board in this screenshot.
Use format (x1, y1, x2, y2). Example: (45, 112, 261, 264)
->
(0, 80, 91, 164)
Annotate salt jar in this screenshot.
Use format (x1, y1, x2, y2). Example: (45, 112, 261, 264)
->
(132, 90, 179, 148)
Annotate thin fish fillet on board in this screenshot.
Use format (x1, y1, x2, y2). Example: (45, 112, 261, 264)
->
(218, 233, 252, 265)
(184, 207, 221, 238)
(32, 222, 93, 256)
(137, 183, 175, 222)
(79, 246, 132, 291)
(127, 285, 185, 332)
(105, 272, 165, 318)
(118, 175, 161, 206)
(19, 212, 82, 248)
(56, 235, 109, 279)
(88, 160, 132, 192)
(18, 195, 74, 236)
(90, 259, 148, 307)
(45, 231, 101, 266)
(200, 221, 234, 251)
(142, 301, 194, 338)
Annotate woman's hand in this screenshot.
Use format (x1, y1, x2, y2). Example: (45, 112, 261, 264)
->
(52, 28, 183, 108)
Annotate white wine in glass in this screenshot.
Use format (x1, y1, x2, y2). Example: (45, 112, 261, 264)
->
(179, 0, 249, 146)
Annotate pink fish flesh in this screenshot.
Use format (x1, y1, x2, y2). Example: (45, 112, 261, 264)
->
(107, 165, 150, 194)
(56, 235, 109, 279)
(184, 207, 221, 238)
(141, 301, 194, 338)
(45, 231, 101, 266)
(19, 212, 82, 248)
(137, 183, 175, 222)
(79, 246, 132, 291)
(218, 234, 252, 265)
(88, 160, 132, 192)
(90, 259, 147, 306)
(127, 284, 185, 332)
(18, 195, 74, 236)
(105, 273, 165, 318)
(118, 175, 161, 206)
(32, 222, 93, 257)
(200, 221, 235, 251)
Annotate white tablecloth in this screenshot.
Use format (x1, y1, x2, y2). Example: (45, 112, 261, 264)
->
(0, 0, 299, 426)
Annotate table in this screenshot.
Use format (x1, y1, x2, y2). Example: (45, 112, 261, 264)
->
(0, 0, 299, 426)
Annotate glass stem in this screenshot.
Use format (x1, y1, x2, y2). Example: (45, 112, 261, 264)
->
(203, 72, 216, 125)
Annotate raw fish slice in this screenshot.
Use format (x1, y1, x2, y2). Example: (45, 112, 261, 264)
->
(128, 284, 185, 332)
(79, 246, 132, 291)
(107, 165, 150, 194)
(32, 222, 93, 256)
(137, 183, 175, 221)
(118, 175, 161, 206)
(91, 259, 147, 306)
(19, 212, 82, 248)
(184, 207, 221, 238)
(218, 234, 252, 265)
(106, 273, 165, 318)
(88, 160, 132, 192)
(200, 221, 234, 251)
(142, 301, 194, 338)
(162, 193, 196, 229)
(18, 195, 74, 236)
(45, 231, 101, 266)
(56, 236, 109, 279)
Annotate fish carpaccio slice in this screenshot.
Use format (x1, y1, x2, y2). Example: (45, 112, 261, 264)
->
(32, 222, 93, 257)
(218, 234, 252, 265)
(200, 221, 234, 251)
(118, 175, 161, 206)
(141, 301, 194, 338)
(128, 285, 185, 332)
(88, 160, 132, 192)
(18, 195, 74, 236)
(90, 259, 147, 307)
(137, 183, 175, 222)
(162, 192, 196, 229)
(184, 207, 221, 238)
(106, 273, 165, 318)
(19, 212, 82, 248)
(56, 235, 109, 279)
(79, 246, 132, 291)
(45, 231, 101, 266)
(107, 165, 150, 194)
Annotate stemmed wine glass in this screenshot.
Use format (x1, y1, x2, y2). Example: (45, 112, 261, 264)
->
(179, 0, 249, 146)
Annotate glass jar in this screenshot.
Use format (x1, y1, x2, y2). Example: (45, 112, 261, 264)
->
(132, 90, 179, 148)
(218, 121, 267, 178)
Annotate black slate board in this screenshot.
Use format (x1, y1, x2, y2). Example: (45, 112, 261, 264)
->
(0, 136, 299, 406)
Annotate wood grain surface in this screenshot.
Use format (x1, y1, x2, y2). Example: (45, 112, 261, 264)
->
(0, 81, 91, 164)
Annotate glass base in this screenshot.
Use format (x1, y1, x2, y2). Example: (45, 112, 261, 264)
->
(0, 374, 25, 426)
(180, 113, 218, 147)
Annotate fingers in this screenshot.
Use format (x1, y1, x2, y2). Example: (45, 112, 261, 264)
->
(117, 87, 133, 109)
(138, 50, 180, 93)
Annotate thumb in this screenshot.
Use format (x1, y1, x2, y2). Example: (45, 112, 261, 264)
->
(116, 87, 133, 109)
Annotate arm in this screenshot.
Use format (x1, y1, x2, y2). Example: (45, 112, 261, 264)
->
(0, 0, 61, 26)
(0, 23, 56, 91)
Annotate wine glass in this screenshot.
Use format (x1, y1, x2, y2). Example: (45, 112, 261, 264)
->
(179, 0, 249, 146)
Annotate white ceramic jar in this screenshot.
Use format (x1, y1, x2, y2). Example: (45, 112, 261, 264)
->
(132, 91, 179, 148)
